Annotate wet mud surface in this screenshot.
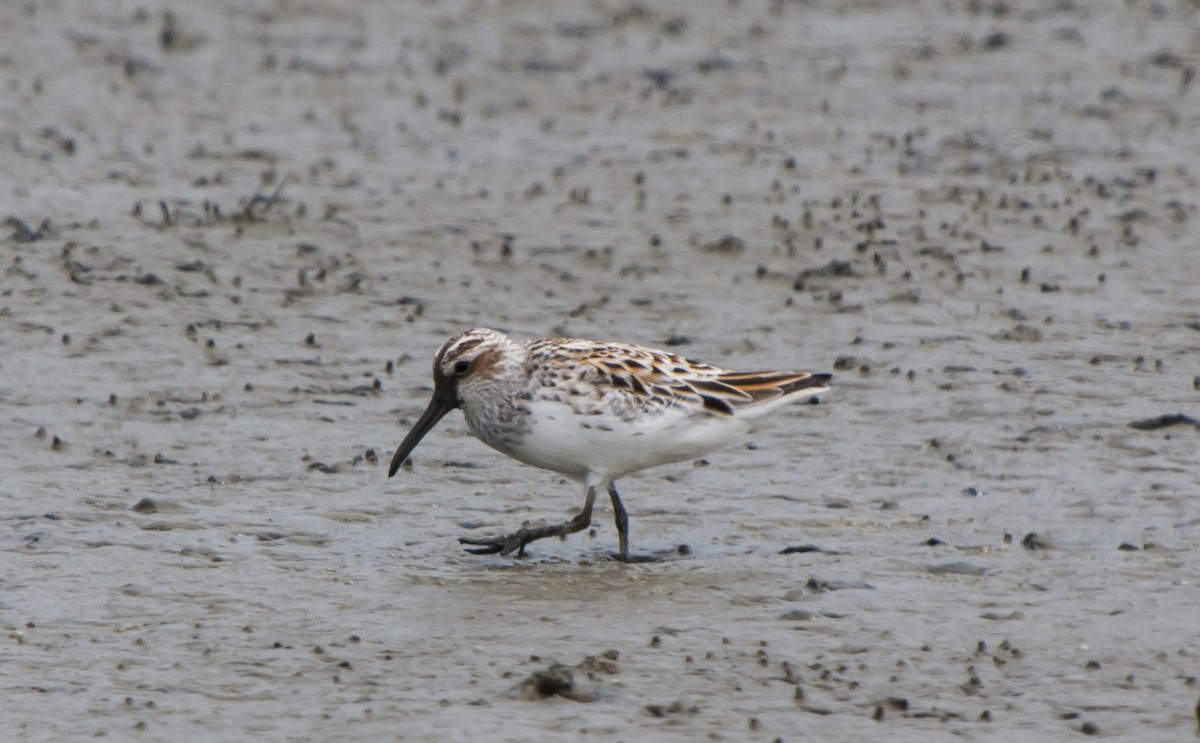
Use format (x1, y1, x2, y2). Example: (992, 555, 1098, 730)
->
(2, 1, 1199, 740)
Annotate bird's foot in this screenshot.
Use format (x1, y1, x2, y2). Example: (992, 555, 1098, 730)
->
(460, 512, 594, 558)
(460, 529, 534, 557)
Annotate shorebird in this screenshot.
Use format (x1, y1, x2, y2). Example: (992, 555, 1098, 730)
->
(388, 328, 831, 561)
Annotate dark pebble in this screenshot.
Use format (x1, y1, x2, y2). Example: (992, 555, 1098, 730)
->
(1021, 533, 1046, 550)
(702, 234, 745, 254)
(779, 544, 824, 554)
(1127, 413, 1200, 430)
(529, 663, 574, 698)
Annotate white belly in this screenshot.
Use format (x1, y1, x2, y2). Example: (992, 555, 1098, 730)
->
(465, 399, 750, 480)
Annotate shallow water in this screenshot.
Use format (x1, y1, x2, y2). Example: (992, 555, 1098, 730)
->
(2, 0, 1198, 740)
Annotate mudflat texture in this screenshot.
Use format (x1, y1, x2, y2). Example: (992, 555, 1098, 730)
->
(3, 1, 1199, 740)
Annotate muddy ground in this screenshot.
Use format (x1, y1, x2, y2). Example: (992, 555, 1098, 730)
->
(2, 0, 1199, 740)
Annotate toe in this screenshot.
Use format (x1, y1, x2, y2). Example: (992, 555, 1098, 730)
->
(459, 537, 504, 554)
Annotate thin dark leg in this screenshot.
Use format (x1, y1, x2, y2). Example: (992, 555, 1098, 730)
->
(461, 484, 597, 557)
(607, 482, 629, 562)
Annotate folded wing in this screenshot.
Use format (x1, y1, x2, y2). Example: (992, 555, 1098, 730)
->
(528, 338, 830, 420)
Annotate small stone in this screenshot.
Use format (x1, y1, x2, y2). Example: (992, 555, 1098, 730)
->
(527, 663, 574, 698)
(131, 498, 158, 514)
(780, 610, 815, 621)
(1021, 533, 1046, 550)
(702, 234, 745, 254)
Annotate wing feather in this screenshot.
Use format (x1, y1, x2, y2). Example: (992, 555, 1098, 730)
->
(526, 337, 831, 420)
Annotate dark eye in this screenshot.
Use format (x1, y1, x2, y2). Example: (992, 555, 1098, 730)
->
(453, 359, 471, 375)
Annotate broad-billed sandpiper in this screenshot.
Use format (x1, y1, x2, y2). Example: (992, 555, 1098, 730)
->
(388, 328, 831, 562)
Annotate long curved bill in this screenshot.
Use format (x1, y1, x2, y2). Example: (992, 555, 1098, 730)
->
(388, 394, 452, 477)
